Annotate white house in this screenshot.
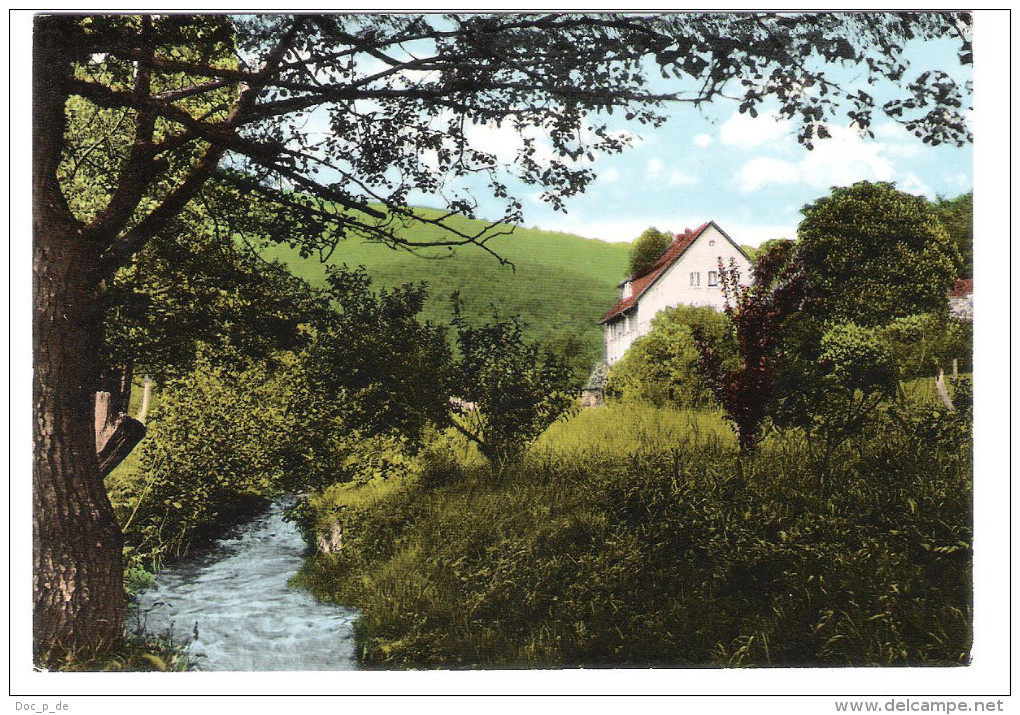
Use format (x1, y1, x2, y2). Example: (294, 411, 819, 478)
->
(599, 221, 752, 365)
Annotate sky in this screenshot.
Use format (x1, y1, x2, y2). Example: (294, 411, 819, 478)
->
(411, 33, 974, 248)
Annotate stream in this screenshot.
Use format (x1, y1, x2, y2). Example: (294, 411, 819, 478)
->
(133, 500, 359, 671)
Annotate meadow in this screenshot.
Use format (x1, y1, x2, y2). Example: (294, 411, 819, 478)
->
(294, 396, 972, 669)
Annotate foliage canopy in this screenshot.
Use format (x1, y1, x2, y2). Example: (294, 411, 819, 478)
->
(606, 304, 735, 409)
(627, 227, 673, 277)
(931, 192, 973, 278)
(797, 181, 960, 327)
(33, 11, 974, 661)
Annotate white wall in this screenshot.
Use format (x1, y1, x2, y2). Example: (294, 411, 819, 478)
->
(636, 224, 752, 335)
(604, 311, 637, 365)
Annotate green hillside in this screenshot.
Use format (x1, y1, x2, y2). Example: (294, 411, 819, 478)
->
(261, 208, 632, 379)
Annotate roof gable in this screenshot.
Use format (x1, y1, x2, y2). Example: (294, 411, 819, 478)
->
(600, 221, 750, 324)
(948, 278, 973, 297)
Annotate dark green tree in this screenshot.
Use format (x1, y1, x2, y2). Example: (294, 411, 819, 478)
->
(931, 192, 973, 278)
(33, 12, 972, 661)
(305, 266, 453, 449)
(627, 227, 673, 276)
(448, 300, 574, 476)
(796, 181, 960, 327)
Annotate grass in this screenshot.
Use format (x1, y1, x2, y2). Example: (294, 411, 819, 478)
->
(900, 372, 972, 407)
(296, 398, 972, 669)
(42, 630, 193, 672)
(536, 401, 736, 456)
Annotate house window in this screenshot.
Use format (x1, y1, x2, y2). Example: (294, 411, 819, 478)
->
(690, 271, 700, 287)
(708, 271, 718, 286)
(708, 239, 715, 247)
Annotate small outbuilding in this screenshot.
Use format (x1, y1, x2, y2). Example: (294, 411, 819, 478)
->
(948, 278, 973, 323)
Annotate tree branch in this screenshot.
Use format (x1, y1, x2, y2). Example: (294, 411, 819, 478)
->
(86, 16, 160, 246)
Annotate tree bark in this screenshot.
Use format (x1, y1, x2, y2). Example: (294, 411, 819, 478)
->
(33, 16, 125, 664)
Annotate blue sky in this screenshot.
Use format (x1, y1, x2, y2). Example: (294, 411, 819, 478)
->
(423, 34, 973, 248)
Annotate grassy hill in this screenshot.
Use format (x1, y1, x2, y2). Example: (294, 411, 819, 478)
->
(260, 208, 632, 379)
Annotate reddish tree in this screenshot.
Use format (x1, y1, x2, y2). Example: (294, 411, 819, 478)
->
(692, 242, 807, 453)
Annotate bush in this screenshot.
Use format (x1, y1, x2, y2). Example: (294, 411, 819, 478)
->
(606, 305, 735, 409)
(881, 312, 973, 379)
(113, 351, 300, 564)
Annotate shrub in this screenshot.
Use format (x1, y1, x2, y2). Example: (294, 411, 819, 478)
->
(448, 300, 575, 476)
(881, 312, 973, 379)
(115, 351, 299, 564)
(606, 305, 735, 409)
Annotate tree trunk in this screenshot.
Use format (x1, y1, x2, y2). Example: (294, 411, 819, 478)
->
(94, 384, 147, 479)
(34, 216, 126, 664)
(33, 16, 125, 664)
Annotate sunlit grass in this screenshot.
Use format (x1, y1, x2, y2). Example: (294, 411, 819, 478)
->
(298, 399, 972, 669)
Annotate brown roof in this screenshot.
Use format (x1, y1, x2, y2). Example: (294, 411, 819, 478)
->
(948, 278, 973, 298)
(599, 222, 709, 324)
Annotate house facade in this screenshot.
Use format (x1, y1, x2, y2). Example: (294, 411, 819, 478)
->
(599, 221, 752, 365)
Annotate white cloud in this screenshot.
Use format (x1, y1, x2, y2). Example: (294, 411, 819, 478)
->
(898, 173, 933, 196)
(667, 169, 698, 187)
(645, 158, 664, 180)
(693, 133, 713, 149)
(872, 122, 921, 158)
(737, 156, 801, 193)
(798, 125, 894, 187)
(643, 157, 695, 186)
(462, 118, 638, 171)
(720, 110, 792, 148)
(464, 121, 531, 165)
(600, 167, 621, 184)
(733, 123, 939, 195)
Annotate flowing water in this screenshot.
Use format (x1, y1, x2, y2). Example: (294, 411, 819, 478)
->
(134, 500, 358, 671)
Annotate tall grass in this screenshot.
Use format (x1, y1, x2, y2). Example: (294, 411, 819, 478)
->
(296, 400, 972, 668)
(536, 402, 735, 457)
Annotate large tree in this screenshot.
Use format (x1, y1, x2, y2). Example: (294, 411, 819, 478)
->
(627, 227, 673, 277)
(32, 12, 971, 662)
(796, 180, 961, 327)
